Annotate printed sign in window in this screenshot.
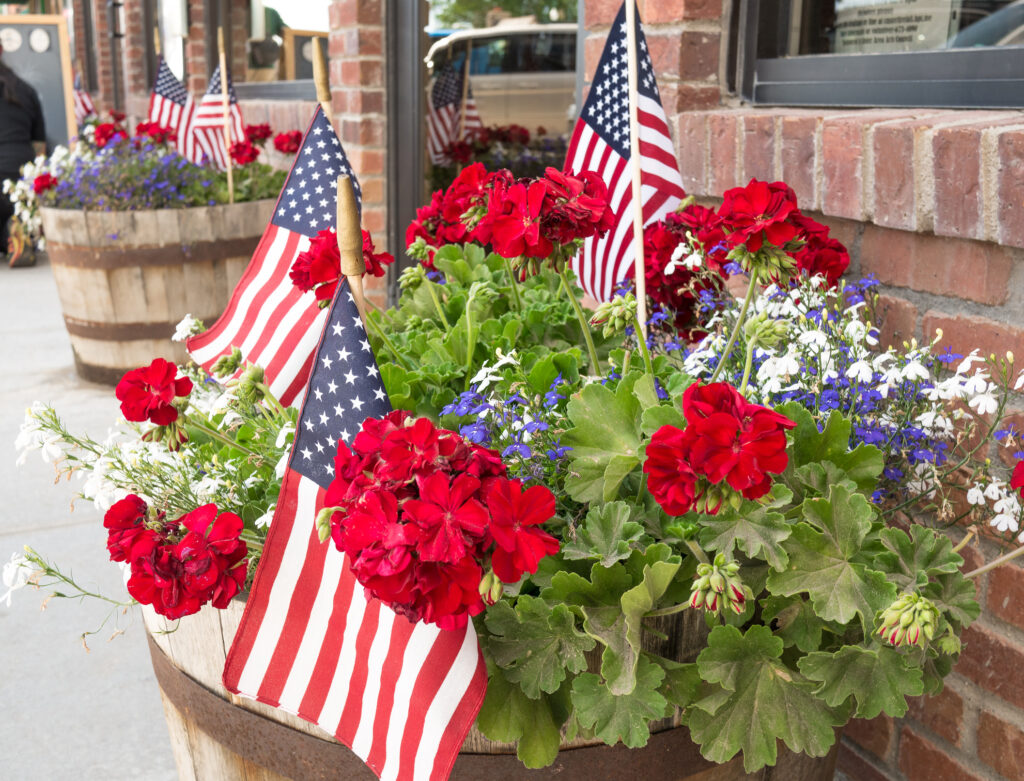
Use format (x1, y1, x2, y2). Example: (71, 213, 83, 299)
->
(834, 0, 961, 53)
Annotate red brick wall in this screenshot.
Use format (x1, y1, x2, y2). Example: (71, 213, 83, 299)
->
(578, 1, 1024, 777)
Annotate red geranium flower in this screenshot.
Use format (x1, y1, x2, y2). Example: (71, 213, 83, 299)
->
(32, 173, 57, 194)
(115, 358, 193, 426)
(245, 123, 273, 144)
(794, 235, 850, 288)
(273, 130, 302, 154)
(403, 473, 490, 564)
(719, 179, 800, 253)
(230, 140, 260, 166)
(1012, 461, 1024, 496)
(174, 504, 248, 608)
(643, 425, 700, 516)
(127, 545, 204, 620)
(93, 122, 125, 149)
(362, 230, 395, 278)
(134, 121, 177, 145)
(103, 494, 151, 563)
(484, 478, 559, 584)
(489, 180, 553, 259)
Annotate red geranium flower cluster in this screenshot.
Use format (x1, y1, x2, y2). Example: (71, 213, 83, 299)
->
(244, 123, 273, 145)
(486, 124, 531, 146)
(134, 121, 177, 145)
(642, 203, 730, 337)
(289, 228, 395, 305)
(115, 358, 193, 425)
(324, 411, 559, 629)
(406, 164, 613, 266)
(644, 382, 796, 516)
(273, 130, 302, 154)
(104, 496, 247, 619)
(444, 139, 475, 164)
(93, 121, 127, 149)
(229, 140, 260, 166)
(1012, 462, 1024, 497)
(32, 173, 58, 194)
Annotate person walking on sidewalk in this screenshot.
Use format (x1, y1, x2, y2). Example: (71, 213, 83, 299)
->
(0, 41, 46, 266)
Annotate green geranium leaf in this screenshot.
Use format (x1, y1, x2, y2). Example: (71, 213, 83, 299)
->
(761, 595, 824, 653)
(698, 490, 794, 571)
(798, 645, 924, 719)
(476, 667, 565, 768)
(651, 657, 702, 709)
(542, 562, 633, 607)
(767, 485, 895, 633)
(564, 376, 644, 503)
(923, 571, 981, 629)
(640, 402, 686, 438)
(779, 404, 884, 493)
(562, 501, 646, 567)
(484, 597, 594, 699)
(581, 605, 635, 695)
(876, 526, 963, 592)
(688, 625, 844, 772)
(571, 657, 668, 748)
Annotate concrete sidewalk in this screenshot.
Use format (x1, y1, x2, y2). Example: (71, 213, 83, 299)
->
(0, 257, 176, 779)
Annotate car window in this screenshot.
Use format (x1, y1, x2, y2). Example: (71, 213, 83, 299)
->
(438, 31, 576, 76)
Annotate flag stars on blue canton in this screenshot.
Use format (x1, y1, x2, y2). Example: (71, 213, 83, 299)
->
(291, 289, 391, 489)
(272, 109, 362, 238)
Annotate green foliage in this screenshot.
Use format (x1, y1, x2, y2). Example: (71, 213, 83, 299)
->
(571, 657, 668, 748)
(562, 501, 646, 567)
(476, 665, 569, 768)
(798, 645, 924, 719)
(687, 626, 846, 772)
(698, 487, 794, 571)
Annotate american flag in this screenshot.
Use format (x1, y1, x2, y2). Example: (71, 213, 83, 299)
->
(222, 282, 487, 781)
(186, 106, 359, 407)
(565, 1, 686, 302)
(72, 74, 96, 125)
(147, 56, 208, 166)
(427, 62, 483, 165)
(192, 64, 246, 169)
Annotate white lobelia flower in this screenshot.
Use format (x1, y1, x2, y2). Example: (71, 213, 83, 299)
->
(901, 360, 930, 382)
(966, 484, 987, 506)
(955, 349, 984, 376)
(255, 505, 275, 529)
(275, 422, 296, 450)
(275, 451, 289, 479)
(1015, 369, 1024, 391)
(797, 329, 828, 349)
(470, 349, 519, 393)
(846, 360, 873, 384)
(991, 509, 1019, 534)
(994, 493, 1021, 518)
(172, 314, 202, 342)
(962, 370, 991, 396)
(968, 384, 999, 416)
(984, 480, 1006, 502)
(2, 552, 35, 607)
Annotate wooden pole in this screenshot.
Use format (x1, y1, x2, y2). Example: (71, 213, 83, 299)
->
(624, 0, 647, 339)
(337, 176, 369, 326)
(153, 25, 161, 58)
(217, 27, 235, 204)
(458, 39, 471, 139)
(311, 37, 332, 119)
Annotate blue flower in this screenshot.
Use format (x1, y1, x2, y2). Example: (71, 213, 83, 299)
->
(502, 442, 532, 459)
(460, 422, 490, 444)
(546, 442, 572, 461)
(936, 346, 964, 364)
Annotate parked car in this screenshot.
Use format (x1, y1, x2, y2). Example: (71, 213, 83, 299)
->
(425, 22, 577, 134)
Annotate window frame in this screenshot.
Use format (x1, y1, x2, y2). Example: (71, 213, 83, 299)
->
(737, 0, 1024, 109)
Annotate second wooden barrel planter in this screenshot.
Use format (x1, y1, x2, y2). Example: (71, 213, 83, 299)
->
(39, 200, 274, 384)
(142, 601, 839, 781)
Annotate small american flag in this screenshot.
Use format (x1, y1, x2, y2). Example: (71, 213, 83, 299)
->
(72, 74, 96, 125)
(222, 282, 487, 781)
(186, 107, 359, 406)
(147, 57, 208, 166)
(192, 64, 246, 169)
(427, 62, 483, 165)
(565, 1, 685, 302)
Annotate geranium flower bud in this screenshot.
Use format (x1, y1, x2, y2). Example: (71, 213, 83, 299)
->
(590, 293, 638, 339)
(877, 592, 941, 649)
(399, 264, 427, 291)
(688, 555, 751, 617)
(478, 570, 503, 604)
(211, 347, 243, 378)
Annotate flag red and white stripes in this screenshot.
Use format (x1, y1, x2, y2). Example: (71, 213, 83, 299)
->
(192, 64, 246, 170)
(186, 107, 356, 406)
(72, 87, 95, 125)
(564, 1, 685, 302)
(426, 63, 483, 165)
(222, 280, 486, 781)
(147, 57, 208, 166)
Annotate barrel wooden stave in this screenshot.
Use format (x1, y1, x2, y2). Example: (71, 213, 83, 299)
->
(40, 202, 273, 384)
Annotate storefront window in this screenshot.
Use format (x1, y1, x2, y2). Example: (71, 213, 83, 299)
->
(246, 0, 329, 83)
(739, 0, 1024, 108)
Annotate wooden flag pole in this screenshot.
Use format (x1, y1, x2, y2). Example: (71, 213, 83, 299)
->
(337, 176, 370, 326)
(311, 37, 332, 119)
(153, 25, 161, 58)
(624, 0, 648, 339)
(217, 26, 235, 204)
(458, 39, 471, 139)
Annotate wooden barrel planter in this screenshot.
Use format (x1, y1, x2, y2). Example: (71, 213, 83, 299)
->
(39, 201, 274, 385)
(142, 601, 839, 781)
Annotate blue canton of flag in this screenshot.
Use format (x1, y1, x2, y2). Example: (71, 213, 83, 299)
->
(291, 284, 390, 488)
(273, 109, 362, 237)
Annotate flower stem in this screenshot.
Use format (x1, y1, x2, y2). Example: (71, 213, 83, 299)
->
(426, 280, 452, 331)
(709, 270, 759, 385)
(645, 601, 690, 619)
(558, 265, 601, 375)
(684, 538, 711, 565)
(502, 257, 523, 312)
(186, 416, 260, 457)
(951, 528, 976, 554)
(965, 543, 1024, 579)
(464, 292, 476, 391)
(738, 335, 759, 396)
(255, 383, 289, 421)
(633, 317, 654, 376)
(365, 296, 396, 325)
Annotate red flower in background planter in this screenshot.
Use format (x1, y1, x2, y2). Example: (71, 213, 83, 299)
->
(244, 123, 272, 145)
(273, 130, 302, 154)
(229, 140, 260, 166)
(134, 121, 177, 145)
(93, 122, 125, 149)
(115, 358, 193, 426)
(32, 173, 57, 194)
(719, 179, 800, 252)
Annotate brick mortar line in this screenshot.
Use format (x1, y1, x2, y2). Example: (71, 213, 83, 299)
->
(896, 714, 1005, 781)
(870, 273, 1024, 329)
(838, 736, 899, 780)
(944, 670, 1024, 757)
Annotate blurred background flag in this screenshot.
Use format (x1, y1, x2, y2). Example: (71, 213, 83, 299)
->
(564, 1, 685, 302)
(192, 64, 246, 169)
(222, 282, 486, 781)
(426, 62, 483, 165)
(146, 56, 209, 165)
(186, 106, 360, 406)
(72, 73, 95, 125)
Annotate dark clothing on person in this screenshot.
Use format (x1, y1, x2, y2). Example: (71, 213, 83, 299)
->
(0, 62, 45, 253)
